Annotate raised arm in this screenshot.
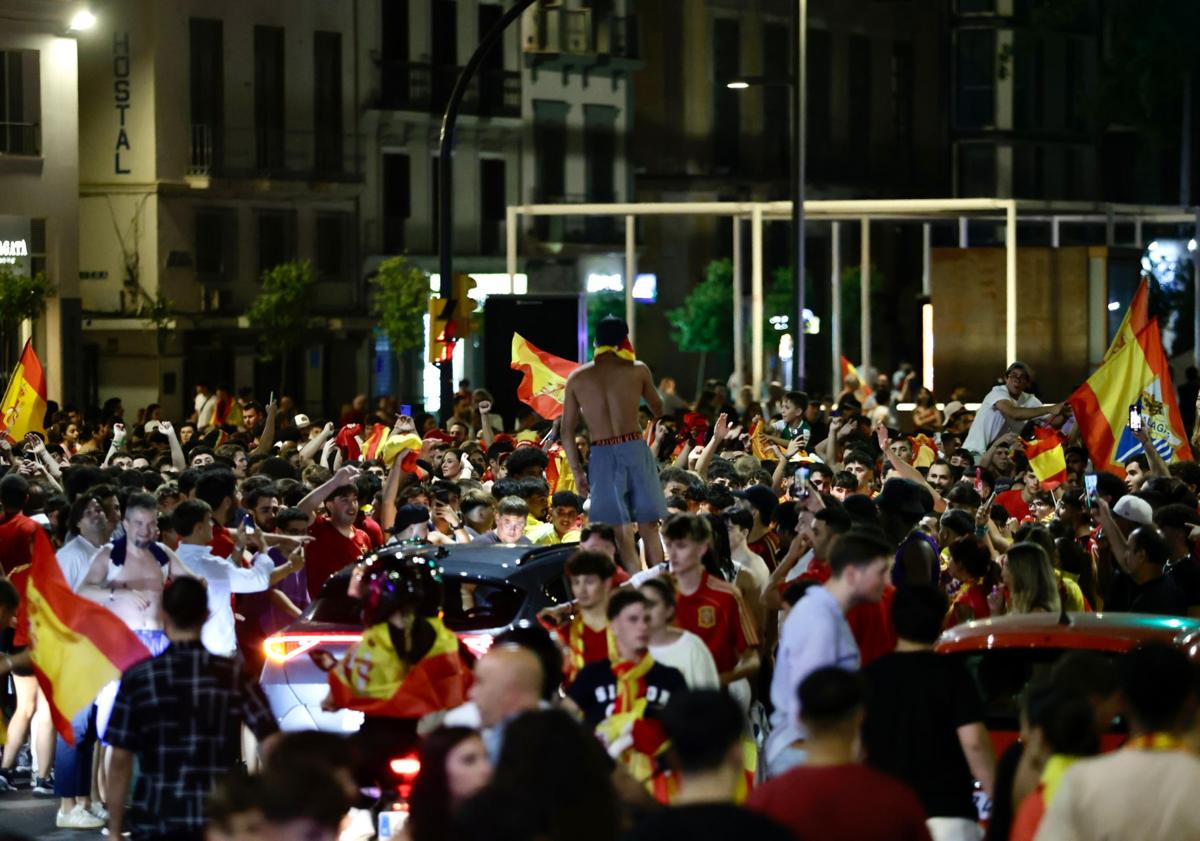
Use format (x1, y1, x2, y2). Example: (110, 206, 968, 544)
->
(101, 422, 127, 467)
(377, 416, 417, 531)
(477, 400, 496, 449)
(994, 398, 1065, 422)
(250, 400, 278, 458)
(298, 464, 361, 516)
(157, 421, 187, 471)
(876, 425, 946, 513)
(694, 413, 729, 480)
(298, 422, 335, 467)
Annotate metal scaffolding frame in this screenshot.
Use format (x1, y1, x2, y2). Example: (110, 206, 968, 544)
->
(505, 199, 1200, 391)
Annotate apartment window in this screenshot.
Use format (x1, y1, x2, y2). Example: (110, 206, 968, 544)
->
(584, 105, 617, 202)
(257, 209, 296, 275)
(956, 29, 995, 129)
(195, 208, 236, 278)
(762, 23, 789, 175)
(892, 42, 914, 146)
(480, 158, 506, 255)
(382, 152, 411, 254)
(848, 35, 871, 169)
(189, 19, 223, 169)
(432, 0, 458, 108)
(807, 29, 831, 170)
(0, 50, 40, 156)
(533, 100, 567, 238)
(957, 142, 996, 196)
(1013, 143, 1045, 199)
(712, 18, 740, 171)
(316, 213, 351, 280)
(1013, 33, 1044, 131)
(254, 26, 286, 172)
(380, 0, 410, 108)
(314, 32, 343, 173)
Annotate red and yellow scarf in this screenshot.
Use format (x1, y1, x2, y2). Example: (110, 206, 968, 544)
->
(565, 616, 617, 684)
(595, 337, 636, 361)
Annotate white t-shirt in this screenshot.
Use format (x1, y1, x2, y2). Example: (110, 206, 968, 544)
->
(56, 534, 100, 592)
(650, 630, 720, 690)
(963, 384, 1043, 456)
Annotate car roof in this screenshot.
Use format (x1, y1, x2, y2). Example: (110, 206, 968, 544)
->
(935, 612, 1200, 656)
(362, 542, 572, 583)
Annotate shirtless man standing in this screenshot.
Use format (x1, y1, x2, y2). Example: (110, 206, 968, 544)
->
(562, 315, 667, 573)
(78, 492, 198, 740)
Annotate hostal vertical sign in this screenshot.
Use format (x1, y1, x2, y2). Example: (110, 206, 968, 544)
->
(113, 31, 131, 174)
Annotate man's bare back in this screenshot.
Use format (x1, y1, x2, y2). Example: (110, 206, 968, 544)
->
(565, 356, 662, 440)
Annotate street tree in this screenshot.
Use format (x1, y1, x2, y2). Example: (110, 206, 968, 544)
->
(370, 257, 431, 399)
(0, 266, 53, 374)
(667, 259, 733, 395)
(247, 260, 316, 391)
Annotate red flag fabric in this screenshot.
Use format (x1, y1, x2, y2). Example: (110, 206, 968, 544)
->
(1023, 425, 1068, 489)
(18, 531, 151, 744)
(511, 334, 580, 420)
(361, 424, 390, 461)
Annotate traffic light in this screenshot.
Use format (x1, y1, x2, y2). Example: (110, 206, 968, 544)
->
(429, 298, 453, 364)
(449, 273, 478, 340)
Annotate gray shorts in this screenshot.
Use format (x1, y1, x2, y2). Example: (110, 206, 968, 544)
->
(587, 438, 667, 526)
(96, 628, 170, 743)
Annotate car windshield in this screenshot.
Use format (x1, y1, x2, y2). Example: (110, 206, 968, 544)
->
(306, 572, 527, 631)
(944, 648, 1127, 733)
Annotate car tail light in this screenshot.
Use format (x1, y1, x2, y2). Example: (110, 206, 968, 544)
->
(389, 756, 421, 778)
(263, 632, 363, 663)
(459, 633, 494, 659)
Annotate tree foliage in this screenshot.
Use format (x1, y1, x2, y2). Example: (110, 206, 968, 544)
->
(667, 259, 733, 353)
(0, 268, 53, 333)
(247, 260, 316, 359)
(371, 257, 431, 352)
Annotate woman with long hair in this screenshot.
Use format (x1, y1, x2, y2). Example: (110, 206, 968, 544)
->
(454, 710, 620, 841)
(945, 536, 1001, 628)
(911, 387, 941, 432)
(998, 542, 1061, 615)
(639, 577, 720, 689)
(405, 727, 492, 841)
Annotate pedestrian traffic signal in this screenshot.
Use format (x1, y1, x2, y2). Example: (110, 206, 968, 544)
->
(429, 298, 453, 364)
(449, 273, 478, 340)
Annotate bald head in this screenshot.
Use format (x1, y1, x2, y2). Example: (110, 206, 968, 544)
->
(469, 644, 545, 728)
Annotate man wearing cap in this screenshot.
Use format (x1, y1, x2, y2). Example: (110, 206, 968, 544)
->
(940, 400, 973, 438)
(962, 362, 1066, 458)
(562, 315, 667, 572)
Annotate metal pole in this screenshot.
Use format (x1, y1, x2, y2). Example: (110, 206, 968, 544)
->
(752, 205, 764, 392)
(625, 215, 636, 346)
(1134, 218, 1144, 248)
(1006, 201, 1018, 365)
(437, 0, 538, 416)
(505, 205, 518, 280)
(733, 218, 744, 389)
(1051, 217, 1060, 248)
(921, 222, 931, 297)
(958, 217, 968, 248)
(790, 0, 807, 391)
(1194, 210, 1200, 369)
(831, 221, 842, 392)
(860, 217, 871, 375)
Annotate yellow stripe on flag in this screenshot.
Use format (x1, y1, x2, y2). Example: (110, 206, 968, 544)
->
(0, 339, 47, 442)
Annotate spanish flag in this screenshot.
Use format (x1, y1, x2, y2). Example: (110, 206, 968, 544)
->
(912, 433, 939, 468)
(361, 423, 390, 461)
(1102, 276, 1150, 362)
(328, 617, 472, 718)
(0, 338, 47, 443)
(18, 530, 151, 744)
(511, 334, 580, 420)
(544, 442, 576, 494)
(840, 356, 873, 403)
(1023, 425, 1068, 489)
(212, 394, 242, 428)
(1067, 319, 1192, 476)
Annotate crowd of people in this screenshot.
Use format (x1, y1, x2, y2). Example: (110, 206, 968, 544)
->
(2, 315, 1200, 840)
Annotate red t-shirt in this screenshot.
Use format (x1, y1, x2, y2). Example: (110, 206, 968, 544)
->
(306, 515, 372, 598)
(1009, 786, 1047, 841)
(357, 514, 384, 549)
(556, 618, 611, 683)
(0, 512, 39, 576)
(846, 585, 897, 666)
(748, 530, 781, 572)
(674, 572, 759, 674)
(995, 488, 1031, 522)
(208, 522, 236, 560)
(748, 763, 932, 841)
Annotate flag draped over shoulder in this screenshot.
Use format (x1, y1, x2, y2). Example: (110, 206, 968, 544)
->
(19, 530, 151, 744)
(328, 617, 472, 718)
(840, 356, 873, 404)
(511, 334, 580, 420)
(1067, 318, 1192, 475)
(1024, 425, 1068, 489)
(0, 338, 47, 443)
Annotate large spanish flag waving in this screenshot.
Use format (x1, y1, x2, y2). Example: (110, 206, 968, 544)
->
(328, 617, 472, 718)
(1067, 318, 1191, 475)
(511, 334, 580, 420)
(19, 530, 151, 744)
(0, 338, 47, 443)
(840, 356, 874, 403)
(1102, 276, 1150, 363)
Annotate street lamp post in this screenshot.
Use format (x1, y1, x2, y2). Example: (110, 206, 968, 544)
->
(792, 0, 807, 393)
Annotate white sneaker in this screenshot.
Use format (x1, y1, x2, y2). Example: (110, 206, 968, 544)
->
(56, 805, 105, 829)
(87, 802, 109, 820)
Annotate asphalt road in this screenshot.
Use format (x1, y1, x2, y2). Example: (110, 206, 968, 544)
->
(0, 790, 97, 840)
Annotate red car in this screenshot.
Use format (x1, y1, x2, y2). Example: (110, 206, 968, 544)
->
(935, 611, 1200, 821)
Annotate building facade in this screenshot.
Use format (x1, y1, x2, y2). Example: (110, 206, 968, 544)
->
(0, 0, 82, 407)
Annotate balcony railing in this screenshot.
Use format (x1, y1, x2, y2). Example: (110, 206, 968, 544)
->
(189, 124, 363, 182)
(376, 60, 520, 118)
(525, 11, 638, 60)
(0, 121, 40, 157)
